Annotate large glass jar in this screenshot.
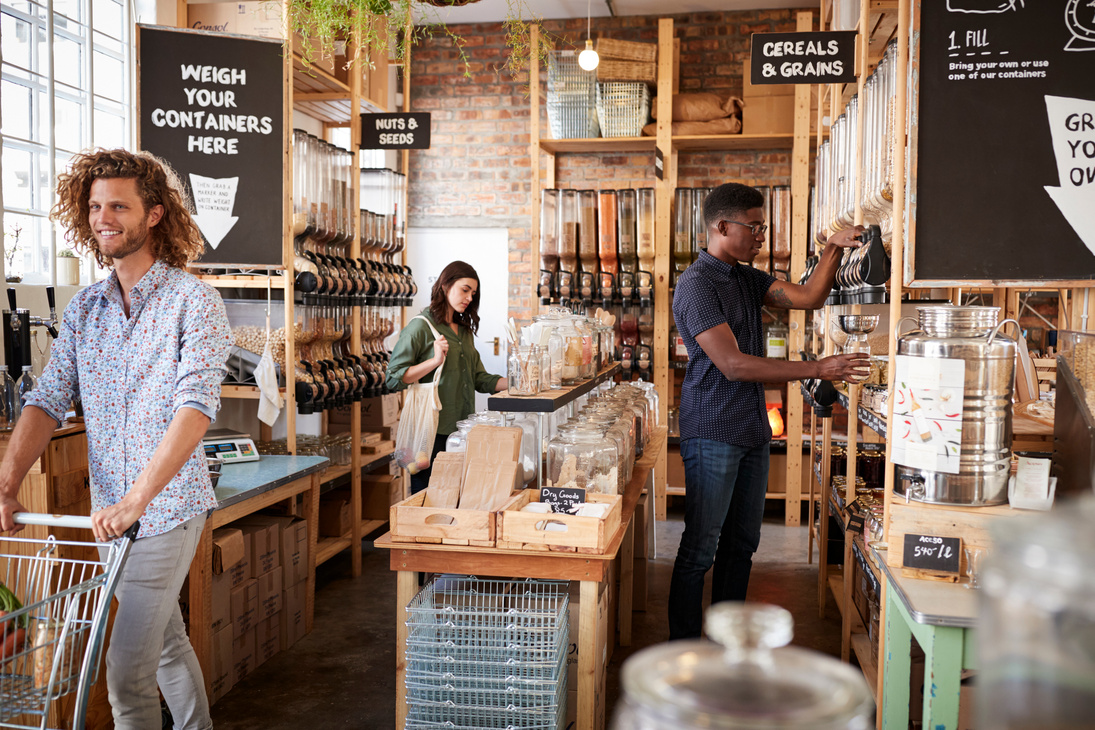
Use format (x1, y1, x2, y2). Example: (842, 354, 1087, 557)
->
(613, 603, 873, 729)
(582, 411, 633, 490)
(575, 317, 597, 380)
(445, 419, 476, 452)
(508, 345, 541, 396)
(635, 381, 660, 429)
(547, 425, 618, 494)
(636, 188, 656, 274)
(617, 189, 638, 274)
(673, 187, 693, 275)
(539, 189, 560, 302)
(978, 496, 1095, 728)
(505, 411, 541, 487)
(557, 317, 585, 386)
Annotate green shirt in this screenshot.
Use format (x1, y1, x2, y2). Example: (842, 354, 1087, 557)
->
(385, 309, 502, 436)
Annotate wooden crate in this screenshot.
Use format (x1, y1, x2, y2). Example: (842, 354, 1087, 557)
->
(886, 499, 1019, 575)
(389, 491, 496, 547)
(496, 491, 622, 554)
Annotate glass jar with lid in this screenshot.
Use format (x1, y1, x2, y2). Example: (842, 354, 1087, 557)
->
(613, 602, 873, 729)
(445, 419, 476, 453)
(575, 316, 597, 380)
(581, 412, 632, 491)
(547, 425, 618, 495)
(557, 317, 585, 386)
(634, 381, 660, 428)
(504, 411, 541, 487)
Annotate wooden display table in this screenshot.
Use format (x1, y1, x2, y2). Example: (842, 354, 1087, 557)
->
(376, 427, 666, 730)
(186, 455, 329, 700)
(874, 548, 976, 730)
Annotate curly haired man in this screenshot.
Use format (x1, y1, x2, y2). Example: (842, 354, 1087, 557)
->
(0, 148, 230, 729)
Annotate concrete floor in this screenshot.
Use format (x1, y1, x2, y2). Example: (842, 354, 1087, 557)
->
(210, 502, 844, 729)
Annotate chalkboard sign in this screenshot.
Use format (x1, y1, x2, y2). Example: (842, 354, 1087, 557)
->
(902, 533, 962, 575)
(137, 25, 284, 266)
(750, 31, 856, 85)
(541, 486, 586, 514)
(913, 1, 1095, 283)
(361, 113, 431, 150)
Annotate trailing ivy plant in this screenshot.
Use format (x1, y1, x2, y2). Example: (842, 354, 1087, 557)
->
(283, 0, 555, 81)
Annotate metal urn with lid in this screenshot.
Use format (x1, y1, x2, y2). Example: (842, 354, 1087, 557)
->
(613, 603, 873, 729)
(895, 306, 1018, 506)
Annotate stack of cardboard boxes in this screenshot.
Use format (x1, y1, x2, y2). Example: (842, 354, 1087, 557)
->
(207, 514, 309, 703)
(742, 60, 819, 135)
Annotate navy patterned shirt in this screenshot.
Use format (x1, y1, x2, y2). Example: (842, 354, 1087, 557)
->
(674, 251, 776, 448)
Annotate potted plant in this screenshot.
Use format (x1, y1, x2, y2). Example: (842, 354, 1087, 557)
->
(3, 223, 22, 283)
(288, 0, 552, 80)
(57, 248, 80, 286)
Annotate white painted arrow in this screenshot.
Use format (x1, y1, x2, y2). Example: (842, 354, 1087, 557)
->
(1043, 95, 1095, 258)
(189, 173, 239, 250)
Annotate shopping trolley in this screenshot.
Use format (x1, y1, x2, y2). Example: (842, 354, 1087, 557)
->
(0, 513, 138, 730)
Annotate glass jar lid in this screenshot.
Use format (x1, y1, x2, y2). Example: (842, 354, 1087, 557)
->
(621, 603, 873, 729)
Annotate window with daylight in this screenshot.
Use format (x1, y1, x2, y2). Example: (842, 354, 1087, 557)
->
(1, 0, 131, 284)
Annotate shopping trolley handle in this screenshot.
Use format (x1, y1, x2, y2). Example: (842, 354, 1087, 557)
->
(14, 512, 141, 540)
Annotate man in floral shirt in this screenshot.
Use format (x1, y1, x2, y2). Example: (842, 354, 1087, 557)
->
(0, 149, 230, 730)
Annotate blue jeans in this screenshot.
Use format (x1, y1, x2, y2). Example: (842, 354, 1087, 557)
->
(668, 438, 770, 640)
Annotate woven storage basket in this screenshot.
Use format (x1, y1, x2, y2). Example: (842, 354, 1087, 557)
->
(546, 50, 600, 139)
(596, 59, 656, 85)
(596, 82, 651, 138)
(595, 37, 657, 63)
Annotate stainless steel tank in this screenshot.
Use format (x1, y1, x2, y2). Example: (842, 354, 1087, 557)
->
(895, 306, 1018, 506)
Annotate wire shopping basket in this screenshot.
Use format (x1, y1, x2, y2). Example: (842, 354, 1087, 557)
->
(1, 514, 138, 730)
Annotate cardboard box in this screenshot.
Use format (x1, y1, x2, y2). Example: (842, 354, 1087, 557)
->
(211, 527, 247, 631)
(227, 534, 251, 589)
(231, 628, 256, 686)
(565, 687, 605, 730)
(360, 393, 400, 429)
(743, 59, 795, 98)
(187, 2, 283, 40)
(254, 613, 281, 668)
(743, 94, 796, 135)
(319, 494, 352, 537)
(236, 517, 281, 578)
(260, 515, 309, 589)
(230, 578, 259, 639)
(210, 626, 234, 704)
(256, 569, 283, 620)
(280, 580, 308, 651)
(362, 473, 404, 518)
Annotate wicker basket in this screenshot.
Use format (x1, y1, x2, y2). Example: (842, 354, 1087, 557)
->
(546, 50, 600, 139)
(596, 59, 656, 85)
(596, 82, 651, 138)
(595, 38, 657, 63)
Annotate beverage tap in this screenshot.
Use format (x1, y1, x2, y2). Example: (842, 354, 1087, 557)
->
(29, 286, 59, 339)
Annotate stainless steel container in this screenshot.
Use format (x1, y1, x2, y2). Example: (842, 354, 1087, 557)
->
(895, 306, 1018, 506)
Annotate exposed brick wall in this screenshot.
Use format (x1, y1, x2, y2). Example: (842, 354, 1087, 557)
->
(408, 8, 810, 321)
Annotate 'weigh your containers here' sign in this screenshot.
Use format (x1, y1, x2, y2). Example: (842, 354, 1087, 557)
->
(750, 31, 857, 85)
(361, 113, 431, 149)
(137, 25, 284, 266)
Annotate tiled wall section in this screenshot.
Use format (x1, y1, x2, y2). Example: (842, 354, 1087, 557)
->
(409, 8, 807, 320)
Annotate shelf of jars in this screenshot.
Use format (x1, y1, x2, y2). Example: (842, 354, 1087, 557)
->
(488, 363, 622, 413)
(835, 390, 888, 438)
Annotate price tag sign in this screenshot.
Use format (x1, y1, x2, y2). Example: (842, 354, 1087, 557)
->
(541, 486, 586, 514)
(902, 533, 962, 575)
(847, 512, 865, 535)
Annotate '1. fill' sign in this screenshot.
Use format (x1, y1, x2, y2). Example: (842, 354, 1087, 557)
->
(361, 112, 431, 150)
(750, 31, 857, 85)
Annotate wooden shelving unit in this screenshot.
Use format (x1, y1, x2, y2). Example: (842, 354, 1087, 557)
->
(528, 17, 814, 524)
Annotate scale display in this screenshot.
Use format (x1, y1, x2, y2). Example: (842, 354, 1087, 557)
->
(203, 429, 260, 462)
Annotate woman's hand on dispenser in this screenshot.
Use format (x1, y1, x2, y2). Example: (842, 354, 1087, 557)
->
(432, 337, 449, 367)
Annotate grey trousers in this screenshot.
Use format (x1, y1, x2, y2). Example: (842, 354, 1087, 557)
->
(101, 513, 212, 730)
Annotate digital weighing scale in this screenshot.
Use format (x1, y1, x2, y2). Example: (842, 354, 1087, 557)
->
(203, 429, 260, 463)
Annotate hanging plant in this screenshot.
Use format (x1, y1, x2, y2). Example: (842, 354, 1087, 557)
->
(283, 0, 555, 80)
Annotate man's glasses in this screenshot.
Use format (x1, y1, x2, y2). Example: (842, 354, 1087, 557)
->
(724, 220, 768, 237)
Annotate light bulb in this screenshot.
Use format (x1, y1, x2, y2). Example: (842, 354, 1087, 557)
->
(578, 39, 599, 71)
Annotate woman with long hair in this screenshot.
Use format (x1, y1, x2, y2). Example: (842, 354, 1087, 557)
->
(385, 260, 505, 494)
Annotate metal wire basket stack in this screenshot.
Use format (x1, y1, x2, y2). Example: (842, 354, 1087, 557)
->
(404, 575, 570, 730)
(547, 51, 600, 139)
(595, 82, 652, 138)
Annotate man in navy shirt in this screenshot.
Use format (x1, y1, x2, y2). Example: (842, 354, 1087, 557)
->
(669, 182, 869, 639)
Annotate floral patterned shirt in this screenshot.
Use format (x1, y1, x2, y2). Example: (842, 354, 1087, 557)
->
(24, 260, 231, 538)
